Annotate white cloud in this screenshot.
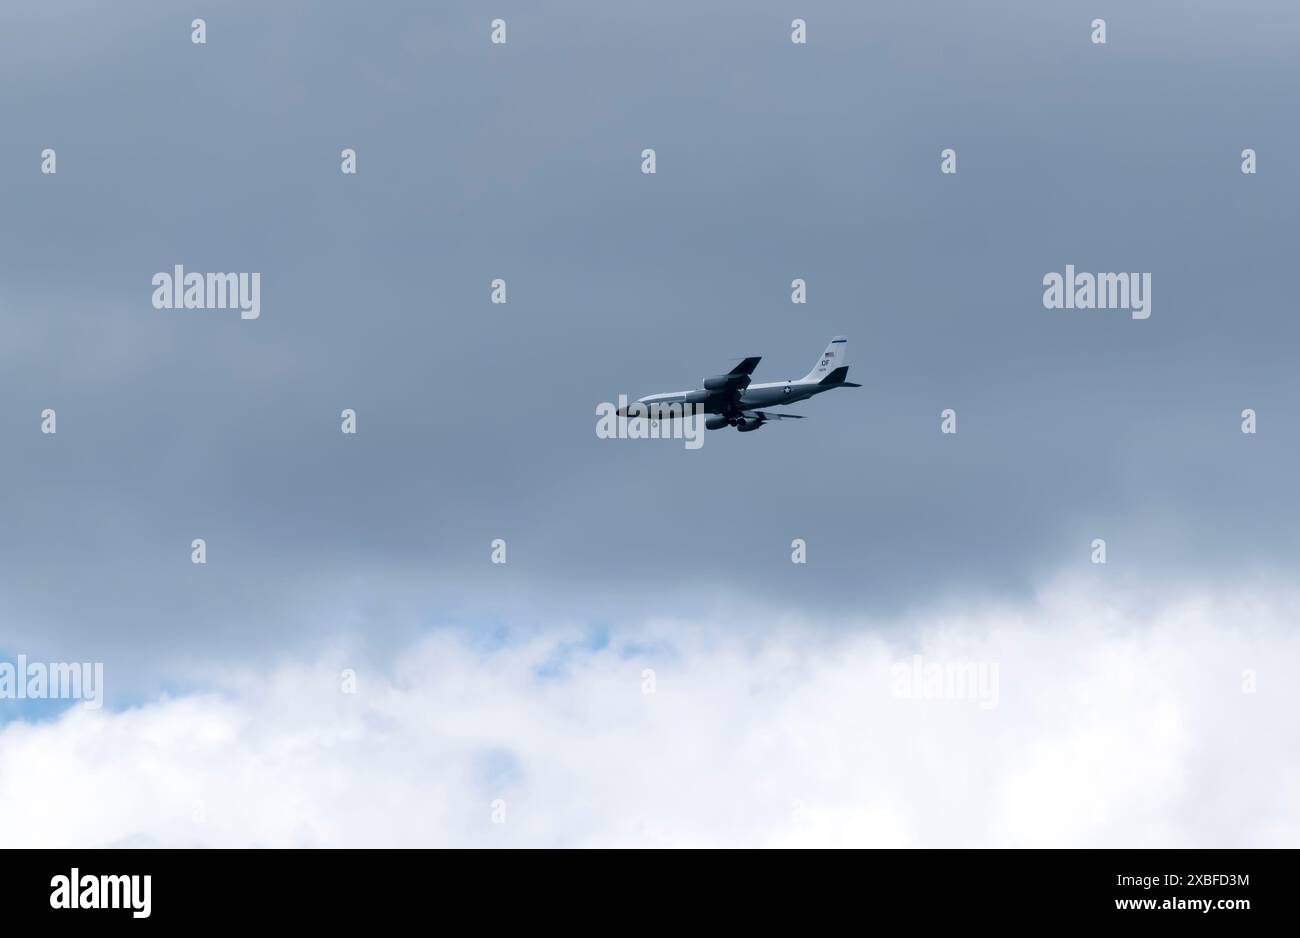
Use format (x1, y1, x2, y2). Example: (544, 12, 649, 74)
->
(1, 577, 1297, 848)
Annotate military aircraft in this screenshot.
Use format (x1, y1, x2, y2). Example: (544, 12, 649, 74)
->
(618, 336, 860, 432)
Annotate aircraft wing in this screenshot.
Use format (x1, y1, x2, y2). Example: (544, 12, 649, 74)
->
(727, 356, 762, 376)
(748, 410, 805, 420)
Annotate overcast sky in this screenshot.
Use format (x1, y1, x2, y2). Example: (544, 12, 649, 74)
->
(1, 1, 1298, 846)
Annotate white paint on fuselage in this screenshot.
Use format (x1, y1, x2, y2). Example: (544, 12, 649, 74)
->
(637, 380, 825, 412)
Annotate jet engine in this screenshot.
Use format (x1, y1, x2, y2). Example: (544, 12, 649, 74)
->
(736, 416, 765, 432)
(705, 415, 731, 430)
(702, 373, 750, 391)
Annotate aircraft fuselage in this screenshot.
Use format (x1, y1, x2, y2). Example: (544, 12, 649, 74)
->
(637, 380, 829, 415)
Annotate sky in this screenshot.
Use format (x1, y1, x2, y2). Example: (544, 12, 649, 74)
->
(1, 0, 1298, 846)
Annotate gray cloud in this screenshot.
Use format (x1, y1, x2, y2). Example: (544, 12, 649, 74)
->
(1, 0, 1298, 700)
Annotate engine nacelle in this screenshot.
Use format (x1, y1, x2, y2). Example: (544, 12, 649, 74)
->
(702, 373, 749, 391)
(736, 417, 765, 432)
(705, 415, 731, 431)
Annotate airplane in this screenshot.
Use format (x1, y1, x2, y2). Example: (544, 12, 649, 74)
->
(618, 336, 861, 432)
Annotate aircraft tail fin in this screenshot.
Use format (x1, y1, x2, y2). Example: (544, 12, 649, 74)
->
(801, 336, 849, 384)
